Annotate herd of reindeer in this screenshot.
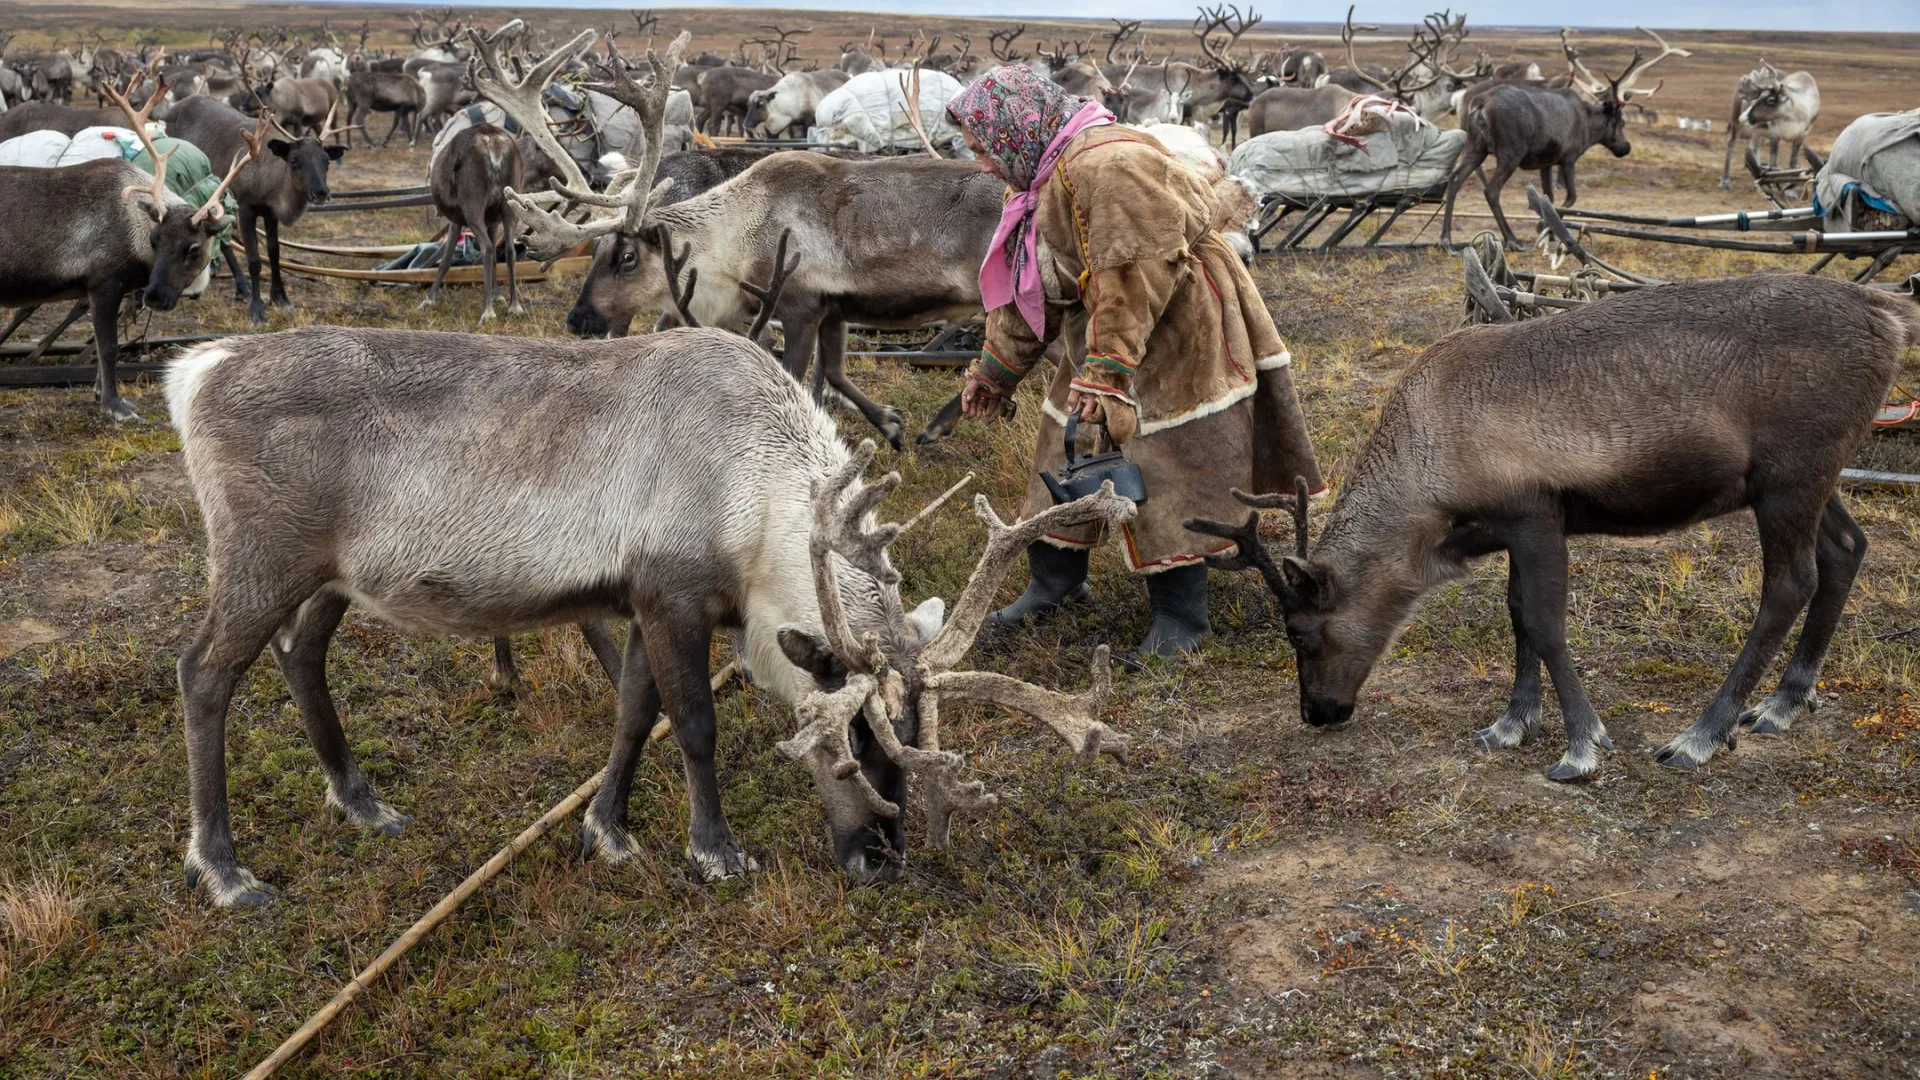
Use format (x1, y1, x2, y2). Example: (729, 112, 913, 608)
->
(0, 9, 1908, 908)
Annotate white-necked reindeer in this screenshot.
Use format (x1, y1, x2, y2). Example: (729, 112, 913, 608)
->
(169, 30, 1135, 908)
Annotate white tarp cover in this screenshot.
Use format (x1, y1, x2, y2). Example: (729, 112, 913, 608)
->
(811, 69, 964, 153)
(0, 125, 139, 168)
(1813, 109, 1920, 229)
(1229, 113, 1466, 199)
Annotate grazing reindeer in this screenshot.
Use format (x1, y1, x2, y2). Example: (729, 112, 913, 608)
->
(168, 40, 1135, 905)
(0, 81, 245, 420)
(1440, 27, 1686, 250)
(1189, 276, 1914, 781)
(165, 94, 345, 323)
(424, 122, 523, 323)
(479, 28, 1001, 450)
(1720, 61, 1819, 189)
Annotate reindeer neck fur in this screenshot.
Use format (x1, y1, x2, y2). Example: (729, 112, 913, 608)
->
(644, 180, 773, 329)
(1313, 387, 1466, 618)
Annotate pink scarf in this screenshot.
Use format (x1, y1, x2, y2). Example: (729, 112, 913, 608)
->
(978, 100, 1115, 337)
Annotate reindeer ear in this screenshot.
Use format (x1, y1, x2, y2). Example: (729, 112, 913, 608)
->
(778, 625, 848, 688)
(325, 145, 345, 162)
(905, 597, 946, 644)
(127, 189, 166, 223)
(1282, 556, 1332, 610)
(267, 138, 293, 158)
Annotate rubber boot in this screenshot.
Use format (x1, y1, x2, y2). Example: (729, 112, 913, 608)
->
(984, 542, 1092, 629)
(1138, 563, 1211, 657)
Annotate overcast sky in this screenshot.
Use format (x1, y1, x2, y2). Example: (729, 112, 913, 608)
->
(416, 0, 1920, 33)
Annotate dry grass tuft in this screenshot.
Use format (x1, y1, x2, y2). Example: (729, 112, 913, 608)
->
(2, 867, 86, 963)
(12, 476, 137, 547)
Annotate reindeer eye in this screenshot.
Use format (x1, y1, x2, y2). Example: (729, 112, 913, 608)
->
(618, 250, 637, 269)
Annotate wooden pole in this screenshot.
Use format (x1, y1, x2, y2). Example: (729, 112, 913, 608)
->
(238, 769, 605, 1080)
(240, 660, 737, 1079)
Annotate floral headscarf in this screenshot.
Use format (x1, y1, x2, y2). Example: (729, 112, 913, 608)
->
(945, 65, 1090, 191)
(947, 66, 1116, 335)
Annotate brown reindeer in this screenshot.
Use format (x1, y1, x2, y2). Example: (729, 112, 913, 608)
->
(164, 94, 346, 322)
(424, 122, 523, 323)
(1190, 275, 1914, 781)
(0, 80, 249, 420)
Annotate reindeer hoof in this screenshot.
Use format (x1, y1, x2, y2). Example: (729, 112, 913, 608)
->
(686, 842, 757, 883)
(1739, 690, 1810, 735)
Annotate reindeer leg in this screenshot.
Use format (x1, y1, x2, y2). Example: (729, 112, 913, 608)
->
(1482, 159, 1523, 253)
(775, 296, 820, 388)
(581, 620, 655, 864)
(1440, 145, 1486, 250)
(1559, 160, 1578, 207)
(1742, 494, 1864, 736)
(818, 312, 903, 450)
(914, 392, 966, 446)
(222, 237, 250, 302)
(477, 218, 498, 326)
(272, 590, 410, 834)
(181, 578, 322, 906)
(1657, 490, 1822, 770)
(1538, 168, 1555, 204)
(1719, 113, 1741, 189)
(422, 220, 457, 309)
(578, 620, 622, 687)
(643, 607, 756, 882)
(264, 213, 291, 312)
(1503, 516, 1610, 781)
(486, 636, 519, 692)
(1474, 561, 1544, 749)
(241, 205, 267, 323)
(87, 288, 135, 422)
(503, 211, 523, 316)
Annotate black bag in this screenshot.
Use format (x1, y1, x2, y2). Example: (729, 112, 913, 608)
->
(1041, 413, 1147, 505)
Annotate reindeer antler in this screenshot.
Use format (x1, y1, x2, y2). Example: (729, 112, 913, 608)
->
(190, 122, 261, 224)
(1612, 26, 1688, 100)
(1182, 481, 1313, 605)
(479, 20, 690, 259)
(777, 443, 1137, 847)
(898, 64, 942, 159)
(1194, 4, 1262, 72)
(1558, 28, 1606, 97)
(739, 228, 797, 341)
(103, 78, 172, 220)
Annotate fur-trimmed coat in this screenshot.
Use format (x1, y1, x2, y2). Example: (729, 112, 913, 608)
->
(971, 126, 1323, 572)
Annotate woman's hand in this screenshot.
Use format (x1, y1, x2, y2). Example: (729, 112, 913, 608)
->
(961, 376, 1002, 419)
(1064, 388, 1104, 423)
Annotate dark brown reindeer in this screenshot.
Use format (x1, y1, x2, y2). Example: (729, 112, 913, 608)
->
(1189, 275, 1914, 782)
(0, 80, 246, 420)
(1439, 27, 1684, 250)
(165, 94, 346, 323)
(423, 123, 524, 324)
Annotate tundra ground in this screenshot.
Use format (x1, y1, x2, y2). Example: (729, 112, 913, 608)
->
(1, 12, 1918, 1080)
